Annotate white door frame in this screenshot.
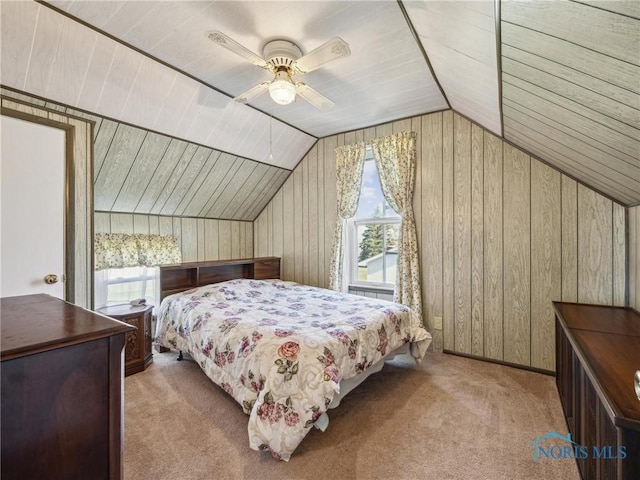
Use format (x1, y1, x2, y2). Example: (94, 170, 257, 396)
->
(1, 108, 75, 302)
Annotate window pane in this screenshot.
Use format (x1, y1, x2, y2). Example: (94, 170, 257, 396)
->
(356, 222, 398, 285)
(107, 266, 151, 281)
(104, 266, 157, 306)
(107, 279, 156, 305)
(355, 159, 399, 219)
(385, 224, 399, 253)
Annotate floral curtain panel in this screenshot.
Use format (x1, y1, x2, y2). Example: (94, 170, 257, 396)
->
(328, 142, 366, 291)
(370, 131, 423, 320)
(94, 233, 181, 271)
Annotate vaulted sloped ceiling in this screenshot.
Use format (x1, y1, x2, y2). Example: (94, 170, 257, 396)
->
(500, 0, 640, 206)
(0, 88, 289, 221)
(45, 0, 448, 138)
(0, 0, 315, 170)
(403, 0, 502, 135)
(1, 0, 638, 210)
(93, 121, 290, 221)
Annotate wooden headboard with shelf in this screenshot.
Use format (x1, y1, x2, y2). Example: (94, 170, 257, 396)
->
(159, 257, 281, 301)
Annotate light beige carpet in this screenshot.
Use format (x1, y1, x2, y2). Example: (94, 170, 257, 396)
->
(123, 350, 580, 480)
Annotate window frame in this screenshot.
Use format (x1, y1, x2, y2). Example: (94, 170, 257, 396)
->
(347, 154, 401, 290)
(95, 265, 158, 309)
(348, 216, 400, 290)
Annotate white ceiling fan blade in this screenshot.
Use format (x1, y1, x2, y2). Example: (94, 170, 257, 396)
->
(207, 31, 269, 69)
(295, 83, 334, 111)
(234, 82, 270, 104)
(293, 37, 351, 74)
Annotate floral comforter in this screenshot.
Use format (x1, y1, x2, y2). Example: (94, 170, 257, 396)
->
(155, 279, 431, 460)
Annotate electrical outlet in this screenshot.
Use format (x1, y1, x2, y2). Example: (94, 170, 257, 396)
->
(433, 316, 443, 330)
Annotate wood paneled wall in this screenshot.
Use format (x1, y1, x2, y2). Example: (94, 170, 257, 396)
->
(95, 212, 253, 263)
(1, 96, 93, 308)
(630, 206, 640, 311)
(254, 111, 627, 371)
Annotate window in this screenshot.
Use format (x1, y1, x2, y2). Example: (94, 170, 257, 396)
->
(348, 151, 400, 288)
(95, 266, 157, 309)
(93, 232, 180, 309)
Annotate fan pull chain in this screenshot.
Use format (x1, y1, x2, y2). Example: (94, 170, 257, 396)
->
(269, 115, 274, 163)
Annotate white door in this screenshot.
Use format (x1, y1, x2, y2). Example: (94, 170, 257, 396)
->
(1, 114, 66, 299)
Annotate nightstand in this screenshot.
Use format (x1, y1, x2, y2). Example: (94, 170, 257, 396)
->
(98, 304, 153, 376)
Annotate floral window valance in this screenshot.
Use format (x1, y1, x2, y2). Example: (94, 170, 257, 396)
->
(94, 233, 182, 271)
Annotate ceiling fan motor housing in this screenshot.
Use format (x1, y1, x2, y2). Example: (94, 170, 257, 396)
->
(263, 40, 303, 70)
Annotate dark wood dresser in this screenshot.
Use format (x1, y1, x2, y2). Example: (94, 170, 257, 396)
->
(97, 303, 153, 376)
(1, 294, 135, 480)
(554, 302, 640, 480)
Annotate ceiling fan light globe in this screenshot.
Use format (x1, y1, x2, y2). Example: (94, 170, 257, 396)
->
(269, 78, 296, 105)
(269, 69, 296, 105)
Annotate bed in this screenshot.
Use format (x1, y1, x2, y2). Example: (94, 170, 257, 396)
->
(155, 274, 431, 460)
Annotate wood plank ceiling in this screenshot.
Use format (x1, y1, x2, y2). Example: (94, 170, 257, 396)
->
(500, 0, 640, 206)
(0, 0, 638, 211)
(0, 87, 288, 221)
(93, 120, 290, 221)
(0, 0, 315, 171)
(403, 0, 502, 135)
(45, 0, 448, 138)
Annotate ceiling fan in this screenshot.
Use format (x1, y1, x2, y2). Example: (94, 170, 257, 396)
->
(207, 31, 351, 110)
